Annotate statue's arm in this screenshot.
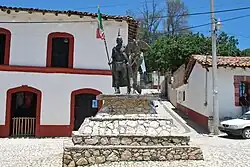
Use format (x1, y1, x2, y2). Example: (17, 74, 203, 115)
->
(109, 48, 116, 64)
(138, 40, 150, 51)
(122, 46, 130, 63)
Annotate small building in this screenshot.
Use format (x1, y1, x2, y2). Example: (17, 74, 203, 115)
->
(168, 55, 250, 131)
(0, 6, 138, 137)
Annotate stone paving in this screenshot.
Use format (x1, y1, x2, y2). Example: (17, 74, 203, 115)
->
(0, 100, 250, 167)
(0, 137, 66, 167)
(0, 135, 249, 167)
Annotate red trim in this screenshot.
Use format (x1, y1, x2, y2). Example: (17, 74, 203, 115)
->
(70, 88, 102, 132)
(37, 125, 72, 137)
(46, 32, 74, 68)
(0, 85, 42, 137)
(0, 65, 112, 75)
(234, 75, 250, 106)
(0, 27, 11, 65)
(177, 103, 208, 131)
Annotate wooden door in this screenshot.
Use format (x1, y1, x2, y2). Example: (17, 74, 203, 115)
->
(74, 94, 98, 130)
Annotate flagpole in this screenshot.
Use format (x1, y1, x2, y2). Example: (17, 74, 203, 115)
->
(103, 37, 111, 70)
(97, 5, 111, 70)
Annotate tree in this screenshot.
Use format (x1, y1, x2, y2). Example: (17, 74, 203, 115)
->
(164, 0, 189, 35)
(241, 48, 250, 56)
(126, 0, 163, 44)
(217, 32, 241, 56)
(139, 0, 164, 43)
(146, 32, 241, 72)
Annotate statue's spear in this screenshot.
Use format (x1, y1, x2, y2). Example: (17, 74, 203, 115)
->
(96, 5, 111, 70)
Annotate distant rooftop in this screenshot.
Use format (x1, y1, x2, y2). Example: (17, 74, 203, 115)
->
(191, 55, 250, 67)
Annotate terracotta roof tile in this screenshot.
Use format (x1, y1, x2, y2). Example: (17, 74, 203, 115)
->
(192, 55, 250, 67)
(0, 5, 139, 42)
(0, 5, 134, 21)
(183, 55, 250, 83)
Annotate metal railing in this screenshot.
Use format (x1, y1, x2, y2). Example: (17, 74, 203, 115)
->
(12, 117, 36, 137)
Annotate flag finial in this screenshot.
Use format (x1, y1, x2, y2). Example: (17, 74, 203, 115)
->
(118, 28, 121, 37)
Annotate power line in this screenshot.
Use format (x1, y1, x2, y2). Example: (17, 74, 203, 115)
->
(154, 6, 250, 19)
(1, 6, 250, 24)
(131, 0, 250, 16)
(171, 13, 250, 33)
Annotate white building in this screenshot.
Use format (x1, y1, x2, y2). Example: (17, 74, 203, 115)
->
(169, 55, 250, 132)
(0, 6, 138, 137)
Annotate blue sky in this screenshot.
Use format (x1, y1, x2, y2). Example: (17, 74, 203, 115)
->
(1, 0, 250, 50)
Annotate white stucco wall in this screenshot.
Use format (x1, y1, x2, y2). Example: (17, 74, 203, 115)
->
(217, 67, 250, 119)
(0, 11, 128, 69)
(176, 63, 209, 117)
(176, 62, 250, 120)
(152, 71, 164, 86)
(0, 71, 114, 126)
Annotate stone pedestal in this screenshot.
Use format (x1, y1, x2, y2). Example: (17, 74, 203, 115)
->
(97, 94, 158, 114)
(62, 94, 203, 167)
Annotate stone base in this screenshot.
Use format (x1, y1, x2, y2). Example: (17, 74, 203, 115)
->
(72, 132, 190, 146)
(62, 94, 204, 166)
(63, 144, 204, 166)
(78, 115, 172, 136)
(97, 94, 159, 114)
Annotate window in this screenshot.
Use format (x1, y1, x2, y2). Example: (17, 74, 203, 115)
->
(47, 32, 74, 68)
(178, 91, 182, 102)
(15, 92, 34, 109)
(0, 28, 11, 65)
(183, 91, 186, 101)
(240, 82, 248, 97)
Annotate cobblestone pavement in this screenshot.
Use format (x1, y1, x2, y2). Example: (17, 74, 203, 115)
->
(0, 137, 68, 167)
(1, 100, 250, 167)
(1, 134, 249, 167)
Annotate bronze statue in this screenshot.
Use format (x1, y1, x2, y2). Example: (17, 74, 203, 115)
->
(125, 39, 150, 94)
(110, 35, 131, 94)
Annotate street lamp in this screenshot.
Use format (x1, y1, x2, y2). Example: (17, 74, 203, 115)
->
(216, 18, 222, 30)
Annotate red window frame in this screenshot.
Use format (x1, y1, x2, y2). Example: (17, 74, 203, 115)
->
(0, 27, 11, 65)
(46, 32, 74, 68)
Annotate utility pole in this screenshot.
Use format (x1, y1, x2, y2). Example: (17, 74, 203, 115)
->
(210, 0, 220, 135)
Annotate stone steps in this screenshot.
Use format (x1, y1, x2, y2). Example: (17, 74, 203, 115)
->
(63, 144, 203, 167)
(62, 94, 204, 167)
(78, 116, 173, 136)
(72, 132, 190, 146)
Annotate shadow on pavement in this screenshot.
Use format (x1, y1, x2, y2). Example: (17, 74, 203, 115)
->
(171, 107, 209, 135)
(218, 134, 245, 140)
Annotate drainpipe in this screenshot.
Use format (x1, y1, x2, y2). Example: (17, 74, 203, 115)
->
(204, 55, 208, 106)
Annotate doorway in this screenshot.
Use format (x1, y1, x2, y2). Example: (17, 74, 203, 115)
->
(10, 92, 37, 137)
(5, 86, 41, 137)
(71, 89, 102, 131)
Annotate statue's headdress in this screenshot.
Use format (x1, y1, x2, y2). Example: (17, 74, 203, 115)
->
(116, 28, 123, 43)
(117, 28, 122, 39)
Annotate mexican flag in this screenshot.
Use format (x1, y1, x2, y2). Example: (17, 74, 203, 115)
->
(96, 6, 105, 40)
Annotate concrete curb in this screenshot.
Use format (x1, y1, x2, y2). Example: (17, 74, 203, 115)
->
(159, 101, 192, 134)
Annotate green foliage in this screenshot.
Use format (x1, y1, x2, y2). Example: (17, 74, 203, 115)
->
(145, 32, 241, 72)
(217, 32, 241, 56)
(241, 48, 250, 56)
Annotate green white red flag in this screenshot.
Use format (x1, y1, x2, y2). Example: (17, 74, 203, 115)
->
(96, 6, 105, 40)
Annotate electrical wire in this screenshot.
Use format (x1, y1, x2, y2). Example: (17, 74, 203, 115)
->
(1, 6, 250, 24)
(168, 13, 250, 33)
(153, 6, 250, 19)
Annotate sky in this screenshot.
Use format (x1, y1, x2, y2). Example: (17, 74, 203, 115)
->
(1, 0, 250, 50)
